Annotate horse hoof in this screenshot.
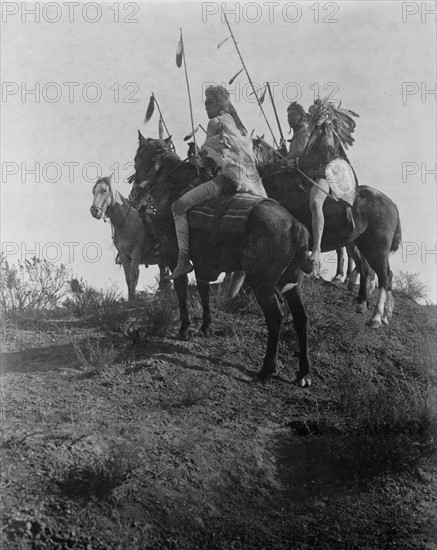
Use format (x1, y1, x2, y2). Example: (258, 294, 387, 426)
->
(177, 329, 192, 341)
(366, 318, 381, 329)
(382, 317, 389, 325)
(355, 302, 368, 314)
(198, 326, 211, 338)
(257, 368, 275, 382)
(295, 375, 311, 388)
(332, 275, 343, 283)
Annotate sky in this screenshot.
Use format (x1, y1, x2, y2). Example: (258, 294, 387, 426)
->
(1, 1, 436, 302)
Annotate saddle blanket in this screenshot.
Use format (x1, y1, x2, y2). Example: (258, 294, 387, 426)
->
(324, 158, 356, 206)
(188, 193, 269, 235)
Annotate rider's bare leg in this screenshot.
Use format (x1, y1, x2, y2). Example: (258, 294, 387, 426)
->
(309, 178, 330, 277)
(171, 175, 224, 279)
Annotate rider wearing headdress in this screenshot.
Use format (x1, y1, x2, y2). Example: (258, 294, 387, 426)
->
(286, 98, 358, 275)
(171, 84, 266, 279)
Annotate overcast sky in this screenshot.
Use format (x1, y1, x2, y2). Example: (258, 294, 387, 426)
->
(1, 1, 436, 301)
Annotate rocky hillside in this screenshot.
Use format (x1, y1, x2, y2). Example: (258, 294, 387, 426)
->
(1, 277, 436, 549)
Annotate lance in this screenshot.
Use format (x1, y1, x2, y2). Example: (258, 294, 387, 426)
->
(152, 93, 174, 146)
(222, 16, 337, 202)
(145, 92, 175, 151)
(223, 12, 280, 151)
(177, 28, 198, 155)
(266, 82, 284, 143)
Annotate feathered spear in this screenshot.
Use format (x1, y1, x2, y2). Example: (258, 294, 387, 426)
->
(143, 92, 175, 151)
(144, 95, 155, 124)
(176, 28, 198, 155)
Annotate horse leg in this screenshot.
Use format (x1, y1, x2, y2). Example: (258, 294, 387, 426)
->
(344, 246, 355, 287)
(131, 261, 140, 301)
(357, 245, 390, 329)
(173, 274, 192, 340)
(253, 284, 284, 381)
(382, 268, 394, 325)
(123, 263, 136, 302)
(332, 248, 345, 282)
(278, 269, 311, 388)
(346, 243, 368, 313)
(158, 262, 171, 291)
(196, 279, 212, 337)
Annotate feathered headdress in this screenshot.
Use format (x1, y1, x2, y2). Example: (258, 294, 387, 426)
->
(307, 97, 359, 152)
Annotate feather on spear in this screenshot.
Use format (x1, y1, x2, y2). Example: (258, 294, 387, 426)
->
(176, 33, 183, 67)
(143, 95, 155, 124)
(228, 68, 243, 85)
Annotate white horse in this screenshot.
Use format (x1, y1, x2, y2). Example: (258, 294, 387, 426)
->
(90, 175, 169, 301)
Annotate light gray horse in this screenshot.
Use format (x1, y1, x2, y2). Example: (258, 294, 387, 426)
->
(90, 175, 169, 301)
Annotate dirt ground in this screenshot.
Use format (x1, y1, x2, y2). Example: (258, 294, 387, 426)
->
(1, 278, 437, 549)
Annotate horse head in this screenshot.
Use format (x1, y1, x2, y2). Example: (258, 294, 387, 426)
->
(90, 175, 115, 219)
(132, 131, 184, 205)
(252, 136, 276, 166)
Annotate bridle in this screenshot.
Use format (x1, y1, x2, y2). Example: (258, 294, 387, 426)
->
(130, 144, 189, 201)
(92, 180, 132, 226)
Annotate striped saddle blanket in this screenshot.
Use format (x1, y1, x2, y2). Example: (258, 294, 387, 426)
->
(188, 193, 268, 236)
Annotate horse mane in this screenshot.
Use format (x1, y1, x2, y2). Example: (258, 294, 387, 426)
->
(259, 161, 307, 199)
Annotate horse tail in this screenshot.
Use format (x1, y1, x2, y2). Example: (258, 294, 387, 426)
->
(227, 270, 246, 300)
(290, 220, 313, 274)
(390, 209, 402, 253)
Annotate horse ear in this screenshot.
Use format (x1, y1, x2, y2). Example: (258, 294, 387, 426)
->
(138, 130, 147, 145)
(163, 135, 172, 147)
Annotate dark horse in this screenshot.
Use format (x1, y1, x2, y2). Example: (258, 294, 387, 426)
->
(131, 133, 313, 387)
(253, 138, 402, 328)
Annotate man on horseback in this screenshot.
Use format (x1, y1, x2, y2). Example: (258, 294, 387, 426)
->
(285, 98, 358, 275)
(284, 102, 310, 159)
(171, 84, 267, 279)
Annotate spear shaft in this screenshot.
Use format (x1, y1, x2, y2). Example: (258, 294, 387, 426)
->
(152, 93, 170, 136)
(223, 12, 279, 151)
(180, 28, 198, 155)
(152, 93, 175, 151)
(266, 82, 284, 142)
(223, 15, 337, 202)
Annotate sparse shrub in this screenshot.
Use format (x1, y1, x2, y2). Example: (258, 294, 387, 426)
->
(193, 280, 260, 314)
(176, 374, 217, 407)
(96, 292, 175, 345)
(64, 278, 121, 317)
(393, 271, 428, 303)
(58, 442, 139, 502)
(337, 364, 436, 438)
(73, 338, 119, 374)
(0, 255, 70, 321)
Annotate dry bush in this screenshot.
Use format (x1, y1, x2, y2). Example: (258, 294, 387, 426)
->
(95, 292, 176, 345)
(336, 362, 436, 439)
(73, 338, 119, 375)
(175, 374, 217, 407)
(57, 443, 139, 502)
(393, 271, 428, 303)
(64, 278, 121, 318)
(0, 255, 70, 321)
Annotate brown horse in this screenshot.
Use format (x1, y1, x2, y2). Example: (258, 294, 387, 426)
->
(131, 133, 313, 387)
(90, 176, 169, 301)
(252, 138, 401, 328)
